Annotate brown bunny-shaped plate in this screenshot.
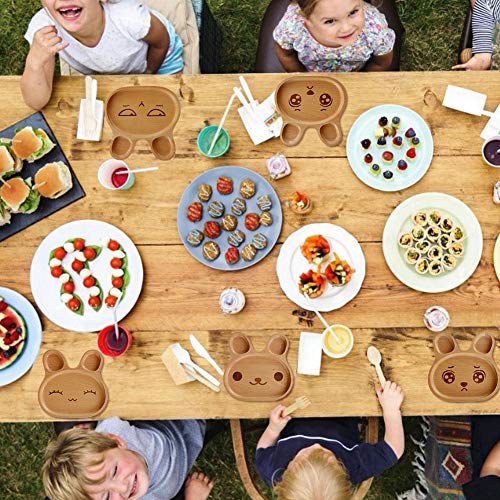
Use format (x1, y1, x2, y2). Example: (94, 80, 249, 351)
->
(275, 76, 347, 148)
(428, 332, 500, 403)
(224, 334, 294, 401)
(106, 86, 180, 161)
(38, 350, 109, 419)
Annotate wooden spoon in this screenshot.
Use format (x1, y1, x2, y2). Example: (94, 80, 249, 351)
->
(367, 346, 386, 385)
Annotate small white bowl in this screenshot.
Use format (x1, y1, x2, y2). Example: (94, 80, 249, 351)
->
(322, 324, 354, 359)
(481, 136, 500, 168)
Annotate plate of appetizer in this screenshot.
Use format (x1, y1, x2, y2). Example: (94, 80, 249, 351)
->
(0, 286, 42, 387)
(0, 111, 85, 242)
(382, 192, 482, 293)
(346, 104, 433, 192)
(177, 165, 283, 270)
(276, 223, 366, 312)
(30, 220, 143, 332)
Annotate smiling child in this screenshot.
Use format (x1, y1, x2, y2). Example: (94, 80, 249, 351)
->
(274, 0, 395, 72)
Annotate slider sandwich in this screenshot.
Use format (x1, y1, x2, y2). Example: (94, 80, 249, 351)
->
(0, 203, 11, 227)
(10, 126, 55, 163)
(0, 142, 22, 178)
(0, 177, 41, 214)
(34, 162, 73, 199)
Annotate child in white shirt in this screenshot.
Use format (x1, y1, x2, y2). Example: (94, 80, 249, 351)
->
(21, 0, 183, 110)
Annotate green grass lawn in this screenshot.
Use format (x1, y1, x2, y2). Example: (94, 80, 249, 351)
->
(0, 0, 468, 498)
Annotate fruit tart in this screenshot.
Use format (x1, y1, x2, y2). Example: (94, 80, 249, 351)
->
(300, 234, 330, 265)
(298, 268, 326, 298)
(288, 191, 312, 214)
(324, 252, 355, 286)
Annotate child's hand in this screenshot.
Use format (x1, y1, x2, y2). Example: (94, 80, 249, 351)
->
(376, 381, 404, 415)
(268, 405, 291, 434)
(31, 26, 69, 64)
(452, 53, 492, 71)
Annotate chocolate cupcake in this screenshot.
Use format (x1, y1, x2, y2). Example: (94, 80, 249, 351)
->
(221, 214, 237, 231)
(204, 220, 221, 238)
(245, 212, 260, 231)
(259, 211, 273, 227)
(202, 241, 220, 261)
(257, 195, 272, 211)
(241, 243, 257, 261)
(208, 200, 225, 218)
(187, 201, 203, 222)
(231, 197, 247, 216)
(252, 233, 267, 250)
(239, 178, 256, 199)
(227, 230, 245, 247)
(225, 246, 240, 265)
(216, 176, 233, 195)
(186, 229, 204, 247)
(197, 183, 212, 202)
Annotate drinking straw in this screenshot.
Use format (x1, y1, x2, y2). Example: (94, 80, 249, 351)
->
(233, 86, 257, 120)
(239, 75, 257, 112)
(128, 166, 159, 174)
(302, 292, 342, 344)
(207, 92, 238, 155)
(112, 297, 122, 340)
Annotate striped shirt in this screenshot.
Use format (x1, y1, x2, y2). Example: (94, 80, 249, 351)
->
(472, 0, 500, 53)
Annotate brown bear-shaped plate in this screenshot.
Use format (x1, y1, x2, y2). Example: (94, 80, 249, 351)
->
(38, 350, 109, 419)
(224, 334, 294, 401)
(275, 76, 348, 148)
(428, 332, 500, 403)
(106, 86, 180, 161)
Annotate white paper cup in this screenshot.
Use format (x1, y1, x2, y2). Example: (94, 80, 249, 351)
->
(322, 324, 354, 359)
(481, 136, 500, 168)
(98, 159, 135, 190)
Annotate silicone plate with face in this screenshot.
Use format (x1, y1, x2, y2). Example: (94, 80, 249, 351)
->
(224, 334, 294, 401)
(275, 76, 347, 147)
(428, 333, 500, 402)
(106, 86, 180, 161)
(38, 350, 109, 418)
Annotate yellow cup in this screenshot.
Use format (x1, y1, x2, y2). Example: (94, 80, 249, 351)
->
(322, 324, 354, 359)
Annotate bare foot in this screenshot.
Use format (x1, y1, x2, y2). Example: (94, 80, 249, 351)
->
(185, 472, 215, 500)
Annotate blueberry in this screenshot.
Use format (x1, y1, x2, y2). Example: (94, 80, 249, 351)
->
(2, 350, 10, 359)
(411, 137, 420, 146)
(383, 170, 394, 180)
(5, 333, 10, 338)
(15, 327, 22, 334)
(392, 116, 400, 126)
(377, 137, 386, 146)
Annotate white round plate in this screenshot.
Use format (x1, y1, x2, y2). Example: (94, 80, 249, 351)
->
(382, 192, 483, 293)
(0, 286, 42, 387)
(276, 223, 366, 312)
(346, 104, 433, 192)
(30, 220, 143, 332)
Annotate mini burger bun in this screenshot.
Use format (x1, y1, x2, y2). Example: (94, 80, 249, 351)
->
(34, 161, 73, 199)
(10, 127, 43, 160)
(0, 177, 30, 212)
(0, 143, 22, 176)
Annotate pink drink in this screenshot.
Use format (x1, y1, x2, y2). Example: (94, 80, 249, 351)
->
(98, 325, 132, 357)
(111, 167, 129, 188)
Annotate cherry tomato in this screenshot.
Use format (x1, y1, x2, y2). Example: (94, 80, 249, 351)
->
(112, 277, 124, 288)
(54, 247, 66, 260)
(83, 247, 96, 260)
(105, 295, 117, 307)
(110, 258, 122, 269)
(89, 296, 101, 308)
(72, 260, 84, 272)
(83, 276, 95, 288)
(51, 266, 63, 278)
(73, 238, 85, 251)
(63, 281, 75, 293)
(68, 297, 80, 311)
(108, 240, 120, 251)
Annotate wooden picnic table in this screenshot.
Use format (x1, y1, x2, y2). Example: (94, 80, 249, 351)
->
(1, 71, 500, 422)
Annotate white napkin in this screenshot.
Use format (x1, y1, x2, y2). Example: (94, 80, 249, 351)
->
(76, 98, 104, 141)
(297, 331, 323, 376)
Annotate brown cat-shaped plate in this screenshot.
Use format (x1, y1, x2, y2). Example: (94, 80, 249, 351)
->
(106, 86, 180, 161)
(224, 334, 294, 401)
(275, 76, 348, 148)
(38, 350, 109, 419)
(428, 332, 500, 403)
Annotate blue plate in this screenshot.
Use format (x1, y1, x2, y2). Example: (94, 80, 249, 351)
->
(0, 286, 42, 387)
(177, 165, 283, 270)
(346, 104, 433, 192)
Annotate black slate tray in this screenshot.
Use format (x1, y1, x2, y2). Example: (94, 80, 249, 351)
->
(0, 111, 85, 242)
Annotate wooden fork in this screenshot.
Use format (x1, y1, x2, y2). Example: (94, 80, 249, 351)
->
(283, 396, 311, 416)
